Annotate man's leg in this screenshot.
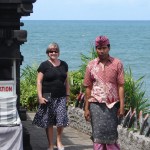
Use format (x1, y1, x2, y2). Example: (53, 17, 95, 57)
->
(93, 143, 106, 150)
(106, 143, 120, 150)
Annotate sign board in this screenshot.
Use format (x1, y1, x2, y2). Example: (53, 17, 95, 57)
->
(0, 81, 15, 97)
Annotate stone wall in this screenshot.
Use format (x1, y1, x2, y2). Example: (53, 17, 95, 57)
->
(68, 106, 150, 150)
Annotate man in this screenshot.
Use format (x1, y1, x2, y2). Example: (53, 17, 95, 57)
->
(84, 36, 124, 150)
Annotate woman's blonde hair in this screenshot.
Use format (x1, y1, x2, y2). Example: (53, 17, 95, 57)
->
(46, 42, 60, 54)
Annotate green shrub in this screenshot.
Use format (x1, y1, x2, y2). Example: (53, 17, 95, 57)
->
(20, 65, 38, 111)
(68, 71, 84, 106)
(124, 67, 150, 115)
(79, 46, 97, 77)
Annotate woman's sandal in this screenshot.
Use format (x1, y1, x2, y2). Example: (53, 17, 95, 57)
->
(57, 147, 64, 150)
(47, 148, 54, 150)
(55, 142, 64, 150)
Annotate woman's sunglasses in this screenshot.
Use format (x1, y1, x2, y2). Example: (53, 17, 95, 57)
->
(48, 51, 58, 53)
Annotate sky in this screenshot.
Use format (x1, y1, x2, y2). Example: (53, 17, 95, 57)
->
(23, 0, 150, 20)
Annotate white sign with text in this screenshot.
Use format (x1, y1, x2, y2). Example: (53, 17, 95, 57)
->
(0, 81, 15, 97)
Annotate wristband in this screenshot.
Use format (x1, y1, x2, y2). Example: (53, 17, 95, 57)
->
(66, 94, 70, 96)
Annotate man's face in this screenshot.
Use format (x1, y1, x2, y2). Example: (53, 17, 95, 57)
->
(96, 46, 110, 61)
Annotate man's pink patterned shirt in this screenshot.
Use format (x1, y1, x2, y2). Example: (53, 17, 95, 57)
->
(83, 56, 124, 108)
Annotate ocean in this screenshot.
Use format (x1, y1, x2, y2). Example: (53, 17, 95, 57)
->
(20, 20, 150, 99)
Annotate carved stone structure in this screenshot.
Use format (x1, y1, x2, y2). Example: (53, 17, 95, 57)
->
(0, 0, 36, 149)
(0, 0, 36, 108)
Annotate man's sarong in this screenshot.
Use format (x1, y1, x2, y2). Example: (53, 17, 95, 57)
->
(90, 102, 119, 144)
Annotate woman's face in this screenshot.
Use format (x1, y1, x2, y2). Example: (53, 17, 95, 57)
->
(47, 46, 59, 60)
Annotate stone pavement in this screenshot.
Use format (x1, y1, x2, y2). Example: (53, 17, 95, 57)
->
(22, 112, 93, 150)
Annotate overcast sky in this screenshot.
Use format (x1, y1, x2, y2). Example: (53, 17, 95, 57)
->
(22, 0, 150, 20)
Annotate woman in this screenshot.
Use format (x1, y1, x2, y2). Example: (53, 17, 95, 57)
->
(33, 42, 70, 150)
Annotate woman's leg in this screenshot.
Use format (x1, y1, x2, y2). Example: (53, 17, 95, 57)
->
(56, 126, 64, 148)
(55, 97, 68, 149)
(46, 126, 54, 149)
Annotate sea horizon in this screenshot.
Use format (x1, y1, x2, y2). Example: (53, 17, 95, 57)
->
(22, 19, 150, 21)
